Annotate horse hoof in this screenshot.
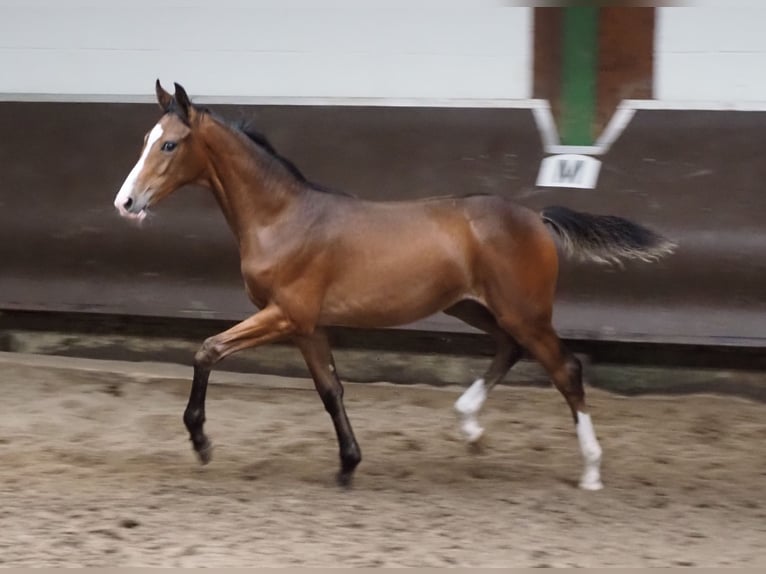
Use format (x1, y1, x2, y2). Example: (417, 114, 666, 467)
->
(195, 441, 213, 465)
(579, 466, 602, 490)
(336, 470, 354, 489)
(467, 438, 485, 454)
(579, 478, 604, 491)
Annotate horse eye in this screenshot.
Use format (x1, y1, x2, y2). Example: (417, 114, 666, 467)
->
(161, 141, 177, 152)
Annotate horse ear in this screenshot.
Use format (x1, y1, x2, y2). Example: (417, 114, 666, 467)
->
(173, 82, 193, 120)
(155, 79, 173, 113)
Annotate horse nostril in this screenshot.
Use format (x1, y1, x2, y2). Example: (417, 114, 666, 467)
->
(123, 197, 133, 210)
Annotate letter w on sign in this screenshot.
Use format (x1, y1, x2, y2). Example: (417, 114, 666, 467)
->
(536, 154, 602, 189)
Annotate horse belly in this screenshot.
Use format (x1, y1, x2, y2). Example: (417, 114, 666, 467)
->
(318, 248, 472, 328)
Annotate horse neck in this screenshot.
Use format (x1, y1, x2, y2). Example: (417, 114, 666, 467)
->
(198, 117, 302, 243)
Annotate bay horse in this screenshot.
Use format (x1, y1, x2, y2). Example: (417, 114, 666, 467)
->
(114, 81, 674, 490)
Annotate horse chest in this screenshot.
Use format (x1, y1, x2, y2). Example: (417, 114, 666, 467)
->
(240, 260, 279, 302)
(239, 236, 291, 289)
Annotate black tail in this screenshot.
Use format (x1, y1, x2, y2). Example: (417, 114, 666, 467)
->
(540, 206, 676, 265)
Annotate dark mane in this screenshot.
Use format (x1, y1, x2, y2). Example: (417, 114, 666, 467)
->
(238, 124, 309, 182)
(235, 120, 351, 197)
(171, 104, 351, 196)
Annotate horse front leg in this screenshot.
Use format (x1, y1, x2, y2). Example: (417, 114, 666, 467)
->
(294, 330, 361, 487)
(184, 304, 294, 464)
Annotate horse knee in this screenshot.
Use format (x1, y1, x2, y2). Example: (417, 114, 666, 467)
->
(194, 337, 220, 369)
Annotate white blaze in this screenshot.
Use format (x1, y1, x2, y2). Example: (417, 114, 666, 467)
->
(114, 123, 164, 213)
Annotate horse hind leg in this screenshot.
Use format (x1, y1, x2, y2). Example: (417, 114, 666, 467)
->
(444, 300, 523, 443)
(502, 317, 603, 490)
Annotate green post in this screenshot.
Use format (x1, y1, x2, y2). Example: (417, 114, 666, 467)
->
(560, 7, 599, 146)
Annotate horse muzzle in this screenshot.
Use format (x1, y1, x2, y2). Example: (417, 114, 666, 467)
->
(114, 191, 150, 222)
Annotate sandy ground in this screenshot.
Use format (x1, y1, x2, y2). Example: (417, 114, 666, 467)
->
(0, 355, 765, 567)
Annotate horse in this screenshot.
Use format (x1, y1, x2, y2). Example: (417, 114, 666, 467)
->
(114, 81, 675, 490)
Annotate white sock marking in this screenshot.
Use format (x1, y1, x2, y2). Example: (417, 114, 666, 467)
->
(455, 378, 486, 415)
(114, 123, 164, 216)
(460, 417, 484, 443)
(576, 411, 603, 490)
(455, 378, 487, 443)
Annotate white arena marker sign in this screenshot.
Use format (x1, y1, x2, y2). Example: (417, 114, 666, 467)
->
(536, 154, 602, 189)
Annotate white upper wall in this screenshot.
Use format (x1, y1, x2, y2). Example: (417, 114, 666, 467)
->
(0, 0, 532, 102)
(656, 7, 766, 103)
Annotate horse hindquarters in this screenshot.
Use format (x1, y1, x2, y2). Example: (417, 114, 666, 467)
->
(467, 206, 603, 490)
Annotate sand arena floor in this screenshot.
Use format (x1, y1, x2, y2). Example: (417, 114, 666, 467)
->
(0, 355, 764, 567)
